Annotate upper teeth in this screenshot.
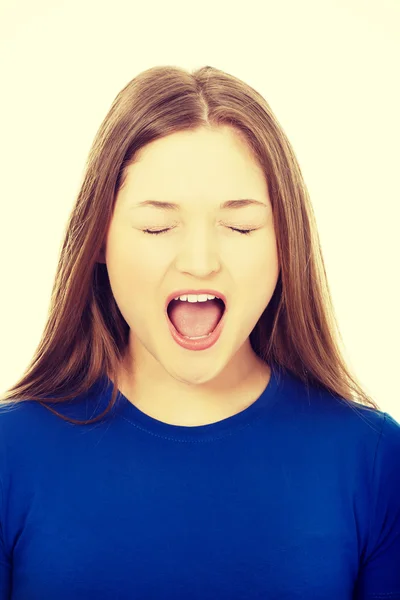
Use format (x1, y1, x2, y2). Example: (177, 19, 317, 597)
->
(173, 294, 218, 302)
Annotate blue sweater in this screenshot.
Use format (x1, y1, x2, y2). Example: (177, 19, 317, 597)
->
(0, 366, 399, 599)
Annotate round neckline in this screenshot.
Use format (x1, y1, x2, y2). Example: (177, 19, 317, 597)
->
(100, 364, 282, 442)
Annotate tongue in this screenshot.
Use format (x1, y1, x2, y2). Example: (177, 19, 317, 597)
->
(168, 299, 224, 337)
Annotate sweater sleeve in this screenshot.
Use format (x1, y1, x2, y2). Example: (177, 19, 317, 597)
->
(0, 419, 11, 599)
(354, 411, 400, 599)
(0, 508, 11, 598)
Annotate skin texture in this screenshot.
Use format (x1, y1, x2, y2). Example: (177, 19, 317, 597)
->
(99, 126, 280, 425)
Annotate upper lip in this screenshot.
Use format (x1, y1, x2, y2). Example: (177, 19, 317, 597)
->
(165, 289, 227, 311)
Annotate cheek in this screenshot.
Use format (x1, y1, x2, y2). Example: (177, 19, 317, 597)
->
(229, 233, 279, 275)
(104, 226, 168, 326)
(107, 232, 168, 283)
(234, 238, 279, 305)
(106, 252, 156, 331)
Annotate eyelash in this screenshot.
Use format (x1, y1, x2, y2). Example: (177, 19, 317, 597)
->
(142, 227, 256, 236)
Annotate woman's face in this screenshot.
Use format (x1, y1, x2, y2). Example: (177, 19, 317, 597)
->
(101, 126, 280, 388)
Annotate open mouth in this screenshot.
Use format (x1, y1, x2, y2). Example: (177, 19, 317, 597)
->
(167, 297, 225, 339)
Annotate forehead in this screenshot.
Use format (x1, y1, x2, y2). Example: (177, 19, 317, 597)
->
(118, 126, 269, 206)
(133, 126, 255, 163)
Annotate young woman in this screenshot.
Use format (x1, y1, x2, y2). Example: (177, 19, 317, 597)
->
(0, 65, 399, 599)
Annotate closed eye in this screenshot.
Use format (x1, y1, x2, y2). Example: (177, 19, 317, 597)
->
(142, 227, 256, 236)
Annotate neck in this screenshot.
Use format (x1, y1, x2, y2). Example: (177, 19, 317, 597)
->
(115, 341, 271, 426)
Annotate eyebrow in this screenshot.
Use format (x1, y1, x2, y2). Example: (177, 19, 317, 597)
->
(131, 199, 268, 211)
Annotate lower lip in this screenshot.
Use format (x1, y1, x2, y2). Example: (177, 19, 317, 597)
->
(165, 306, 227, 351)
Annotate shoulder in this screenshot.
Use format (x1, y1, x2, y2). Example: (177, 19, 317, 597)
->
(370, 410, 400, 480)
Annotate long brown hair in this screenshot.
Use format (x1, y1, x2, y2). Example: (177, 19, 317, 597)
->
(0, 65, 381, 424)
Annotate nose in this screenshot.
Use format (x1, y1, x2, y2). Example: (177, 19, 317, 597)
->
(174, 224, 221, 278)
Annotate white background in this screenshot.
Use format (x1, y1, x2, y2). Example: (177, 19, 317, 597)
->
(0, 0, 399, 419)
